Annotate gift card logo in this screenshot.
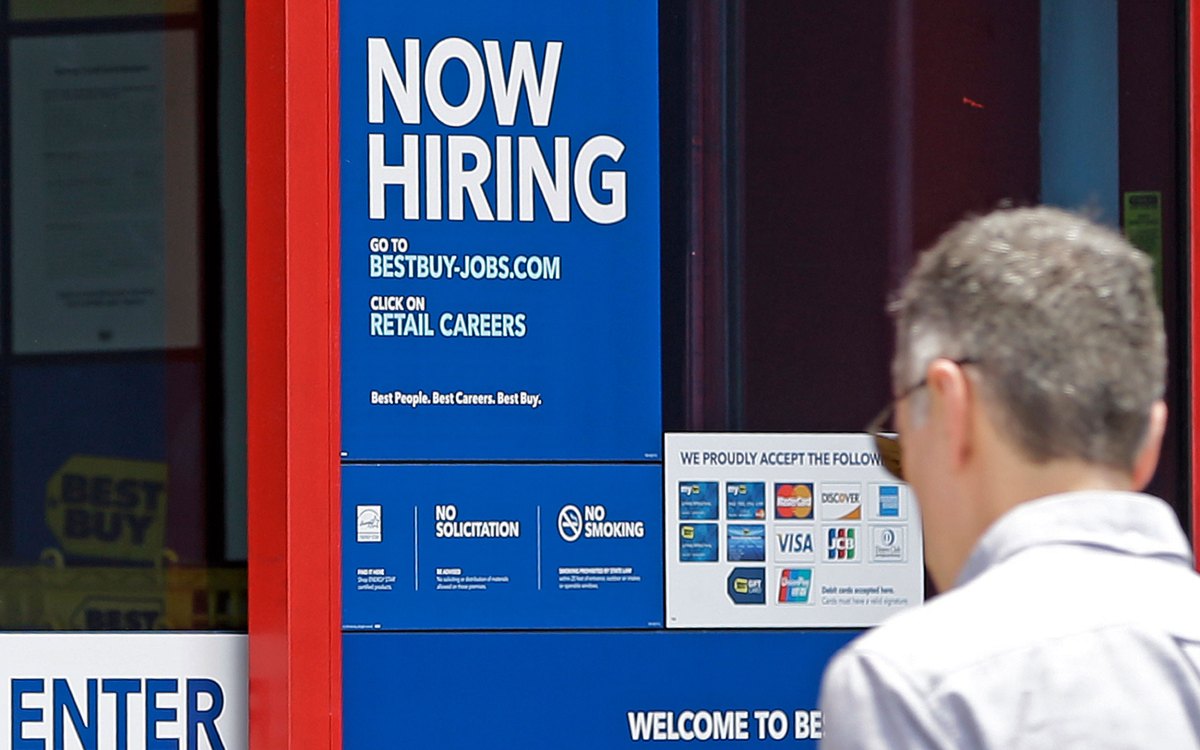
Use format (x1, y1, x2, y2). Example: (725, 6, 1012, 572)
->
(726, 567, 766, 604)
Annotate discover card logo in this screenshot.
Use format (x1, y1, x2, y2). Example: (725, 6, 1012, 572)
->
(819, 483, 862, 520)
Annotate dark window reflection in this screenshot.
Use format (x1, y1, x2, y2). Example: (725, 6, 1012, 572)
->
(0, 1, 245, 630)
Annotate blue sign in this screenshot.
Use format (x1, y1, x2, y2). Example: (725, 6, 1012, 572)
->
(679, 481, 719, 520)
(342, 463, 663, 630)
(344, 630, 856, 748)
(339, 0, 661, 462)
(678, 523, 719, 563)
(727, 525, 766, 562)
(878, 485, 901, 517)
(726, 567, 767, 605)
(726, 482, 766, 520)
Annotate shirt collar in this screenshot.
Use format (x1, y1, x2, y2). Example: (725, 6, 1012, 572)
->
(955, 491, 1194, 589)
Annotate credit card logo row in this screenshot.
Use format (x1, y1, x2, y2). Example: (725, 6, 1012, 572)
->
(678, 481, 906, 521)
(679, 524, 908, 564)
(727, 567, 814, 605)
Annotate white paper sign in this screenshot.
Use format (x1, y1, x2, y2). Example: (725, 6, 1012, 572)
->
(0, 633, 246, 749)
(10, 31, 200, 353)
(665, 433, 925, 628)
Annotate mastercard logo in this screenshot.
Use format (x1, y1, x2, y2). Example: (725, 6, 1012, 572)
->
(774, 483, 814, 519)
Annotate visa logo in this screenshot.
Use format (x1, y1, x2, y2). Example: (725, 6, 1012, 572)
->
(777, 532, 814, 554)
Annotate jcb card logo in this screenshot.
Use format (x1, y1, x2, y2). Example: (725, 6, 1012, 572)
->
(826, 527, 857, 561)
(819, 483, 862, 520)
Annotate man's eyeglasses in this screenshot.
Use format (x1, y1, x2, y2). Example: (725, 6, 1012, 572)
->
(866, 358, 977, 482)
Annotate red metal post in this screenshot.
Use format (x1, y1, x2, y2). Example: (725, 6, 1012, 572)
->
(247, 0, 341, 746)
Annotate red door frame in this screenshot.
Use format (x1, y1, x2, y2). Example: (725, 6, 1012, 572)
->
(246, 0, 342, 747)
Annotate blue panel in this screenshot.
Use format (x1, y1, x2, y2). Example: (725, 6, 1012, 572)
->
(339, 0, 661, 461)
(342, 463, 663, 630)
(1040, 0, 1118, 222)
(344, 630, 857, 748)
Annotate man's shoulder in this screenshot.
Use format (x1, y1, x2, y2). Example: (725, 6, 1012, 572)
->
(842, 541, 1200, 684)
(841, 583, 994, 685)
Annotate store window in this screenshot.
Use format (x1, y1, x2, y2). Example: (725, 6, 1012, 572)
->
(662, 0, 1188, 535)
(0, 0, 246, 630)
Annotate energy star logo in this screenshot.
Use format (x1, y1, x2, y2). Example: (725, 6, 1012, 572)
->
(356, 504, 382, 543)
(826, 527, 857, 561)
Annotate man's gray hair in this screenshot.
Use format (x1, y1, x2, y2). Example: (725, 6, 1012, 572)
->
(891, 206, 1166, 470)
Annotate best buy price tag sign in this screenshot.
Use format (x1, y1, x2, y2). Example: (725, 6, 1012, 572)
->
(45, 455, 167, 563)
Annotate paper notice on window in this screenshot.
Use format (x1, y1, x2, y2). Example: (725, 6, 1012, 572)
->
(10, 31, 199, 354)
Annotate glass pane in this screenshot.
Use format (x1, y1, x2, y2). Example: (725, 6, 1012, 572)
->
(663, 0, 1187, 529)
(0, 2, 246, 630)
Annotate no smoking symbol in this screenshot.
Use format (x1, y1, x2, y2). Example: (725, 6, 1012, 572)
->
(557, 505, 582, 542)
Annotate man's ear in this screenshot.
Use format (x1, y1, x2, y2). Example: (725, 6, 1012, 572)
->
(1132, 400, 1167, 491)
(927, 359, 972, 471)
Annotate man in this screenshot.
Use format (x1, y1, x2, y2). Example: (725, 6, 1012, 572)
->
(820, 207, 1200, 748)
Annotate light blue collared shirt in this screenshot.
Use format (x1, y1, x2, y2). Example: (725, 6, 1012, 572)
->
(819, 491, 1200, 749)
